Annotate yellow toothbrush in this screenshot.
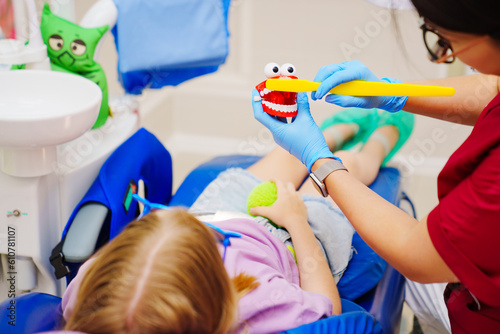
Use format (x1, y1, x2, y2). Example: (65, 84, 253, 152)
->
(266, 78, 455, 97)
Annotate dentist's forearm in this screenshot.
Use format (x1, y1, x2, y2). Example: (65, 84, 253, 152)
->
(403, 74, 499, 125)
(312, 159, 458, 283)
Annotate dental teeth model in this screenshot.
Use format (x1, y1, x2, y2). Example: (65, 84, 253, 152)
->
(255, 62, 298, 119)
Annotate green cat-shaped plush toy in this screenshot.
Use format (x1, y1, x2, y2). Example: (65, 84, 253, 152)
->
(40, 3, 110, 128)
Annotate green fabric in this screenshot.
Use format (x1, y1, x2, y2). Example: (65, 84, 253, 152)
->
(377, 110, 414, 165)
(320, 108, 414, 165)
(40, 3, 110, 129)
(320, 108, 380, 151)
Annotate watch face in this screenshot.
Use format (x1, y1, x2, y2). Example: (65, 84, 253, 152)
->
(312, 178, 322, 193)
(309, 174, 328, 197)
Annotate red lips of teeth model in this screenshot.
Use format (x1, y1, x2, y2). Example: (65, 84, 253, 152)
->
(255, 63, 298, 118)
(256, 77, 298, 117)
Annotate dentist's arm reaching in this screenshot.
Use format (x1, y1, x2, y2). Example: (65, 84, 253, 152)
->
(252, 89, 458, 284)
(312, 60, 499, 125)
(311, 60, 408, 113)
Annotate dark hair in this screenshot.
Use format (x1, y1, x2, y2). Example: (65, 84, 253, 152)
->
(411, 0, 500, 39)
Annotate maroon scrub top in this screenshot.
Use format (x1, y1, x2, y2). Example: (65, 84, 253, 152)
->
(428, 93, 500, 332)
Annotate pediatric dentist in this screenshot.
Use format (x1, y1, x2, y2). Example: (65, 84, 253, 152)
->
(252, 0, 500, 332)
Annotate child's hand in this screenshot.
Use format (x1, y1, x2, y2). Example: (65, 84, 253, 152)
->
(250, 180, 308, 231)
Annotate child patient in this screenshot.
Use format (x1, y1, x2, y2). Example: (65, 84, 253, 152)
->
(59, 107, 413, 334)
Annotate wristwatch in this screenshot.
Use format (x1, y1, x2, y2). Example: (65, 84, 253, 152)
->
(309, 159, 348, 197)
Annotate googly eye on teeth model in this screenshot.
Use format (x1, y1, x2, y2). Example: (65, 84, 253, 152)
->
(256, 62, 299, 118)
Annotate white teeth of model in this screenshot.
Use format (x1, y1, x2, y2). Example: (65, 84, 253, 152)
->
(262, 100, 298, 114)
(260, 88, 271, 97)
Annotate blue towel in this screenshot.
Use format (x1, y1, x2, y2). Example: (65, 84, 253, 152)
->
(112, 0, 231, 94)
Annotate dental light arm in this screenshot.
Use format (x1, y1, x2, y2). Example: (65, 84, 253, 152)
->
(0, 0, 49, 69)
(80, 0, 118, 62)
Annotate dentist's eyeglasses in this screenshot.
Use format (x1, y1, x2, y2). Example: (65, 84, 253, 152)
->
(131, 194, 241, 262)
(419, 17, 490, 64)
(420, 19, 455, 64)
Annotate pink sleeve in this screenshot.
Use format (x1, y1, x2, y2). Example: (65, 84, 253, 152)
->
(61, 258, 96, 321)
(237, 274, 333, 333)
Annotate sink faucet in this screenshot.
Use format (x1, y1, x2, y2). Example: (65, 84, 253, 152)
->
(0, 0, 51, 70)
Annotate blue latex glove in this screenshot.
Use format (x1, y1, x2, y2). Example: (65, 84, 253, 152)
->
(311, 60, 408, 113)
(252, 89, 338, 172)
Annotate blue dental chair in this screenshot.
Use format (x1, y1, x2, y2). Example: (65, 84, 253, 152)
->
(0, 128, 409, 334)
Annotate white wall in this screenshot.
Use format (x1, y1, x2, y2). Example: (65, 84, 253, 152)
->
(75, 0, 473, 219)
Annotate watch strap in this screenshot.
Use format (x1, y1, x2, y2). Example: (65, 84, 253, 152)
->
(313, 159, 348, 182)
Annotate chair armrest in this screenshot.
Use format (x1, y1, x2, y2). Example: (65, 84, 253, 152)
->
(62, 203, 110, 263)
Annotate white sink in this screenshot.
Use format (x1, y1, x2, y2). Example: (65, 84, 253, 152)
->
(0, 70, 102, 176)
(0, 70, 101, 147)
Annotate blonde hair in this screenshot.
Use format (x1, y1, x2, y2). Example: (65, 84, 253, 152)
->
(64, 209, 258, 333)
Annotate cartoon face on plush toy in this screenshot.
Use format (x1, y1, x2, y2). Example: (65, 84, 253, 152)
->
(41, 3, 108, 73)
(40, 3, 110, 129)
(255, 63, 298, 117)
